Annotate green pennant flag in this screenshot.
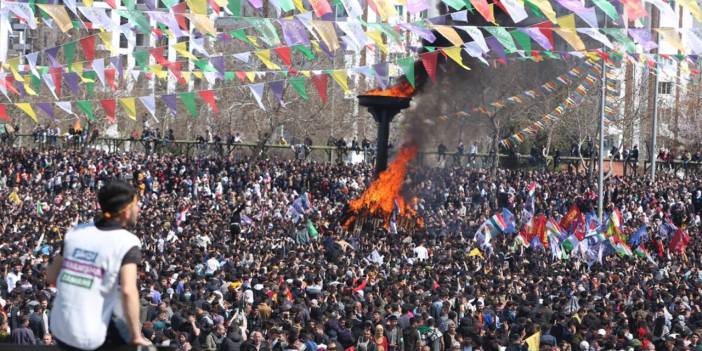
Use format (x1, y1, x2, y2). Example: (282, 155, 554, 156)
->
(230, 29, 252, 45)
(463, 0, 474, 12)
(398, 57, 415, 88)
(511, 30, 532, 53)
(544, 51, 560, 59)
(602, 28, 635, 53)
(293, 45, 315, 60)
(227, 0, 241, 16)
(484, 27, 518, 53)
(31, 75, 42, 94)
(591, 0, 619, 21)
(117, 9, 150, 34)
(425, 46, 436, 52)
(179, 92, 199, 118)
(307, 219, 319, 239)
(224, 72, 235, 81)
(133, 50, 149, 67)
(161, 0, 180, 8)
(64, 42, 76, 68)
(279, 0, 295, 12)
(441, 0, 466, 10)
(377, 23, 401, 43)
(247, 18, 281, 47)
(83, 71, 97, 96)
(71, 20, 81, 30)
(76, 100, 95, 121)
(524, 0, 545, 18)
(124, 0, 136, 10)
(194, 59, 215, 72)
(289, 77, 309, 100)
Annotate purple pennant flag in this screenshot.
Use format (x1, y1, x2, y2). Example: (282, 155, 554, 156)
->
(318, 40, 334, 60)
(269, 80, 286, 106)
(248, 0, 263, 9)
(16, 82, 26, 98)
(398, 23, 436, 43)
(146, 0, 157, 10)
(210, 56, 225, 76)
(628, 28, 658, 52)
(46, 46, 61, 67)
(486, 36, 507, 60)
(36, 102, 55, 119)
(521, 28, 553, 50)
(64, 72, 80, 96)
(279, 19, 310, 46)
(373, 63, 389, 89)
(217, 32, 232, 43)
(162, 94, 178, 115)
(110, 56, 123, 79)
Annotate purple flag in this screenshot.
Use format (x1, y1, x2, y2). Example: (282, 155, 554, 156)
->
(628, 28, 658, 52)
(248, 0, 263, 8)
(16, 82, 26, 97)
(318, 40, 334, 60)
(46, 47, 61, 67)
(210, 56, 225, 76)
(110, 56, 123, 79)
(398, 23, 436, 43)
(162, 94, 178, 115)
(36, 102, 55, 119)
(269, 80, 286, 106)
(486, 36, 507, 60)
(373, 63, 389, 89)
(64, 72, 80, 96)
(279, 19, 310, 46)
(407, 0, 429, 14)
(520, 28, 553, 50)
(146, 0, 158, 10)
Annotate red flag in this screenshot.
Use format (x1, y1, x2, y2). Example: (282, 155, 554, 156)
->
(560, 204, 580, 233)
(533, 21, 555, 49)
(0, 104, 9, 122)
(80, 35, 96, 61)
(311, 74, 328, 103)
(273, 47, 295, 73)
(421, 51, 438, 84)
(573, 214, 587, 241)
(198, 90, 219, 113)
(105, 68, 117, 90)
(167, 62, 186, 86)
(235, 71, 247, 82)
(104, 0, 118, 8)
(150, 47, 168, 65)
(532, 214, 548, 246)
(50, 66, 63, 97)
(621, 0, 648, 22)
(208, 0, 221, 14)
(470, 0, 494, 22)
(100, 99, 117, 123)
(669, 228, 690, 253)
(172, 2, 188, 30)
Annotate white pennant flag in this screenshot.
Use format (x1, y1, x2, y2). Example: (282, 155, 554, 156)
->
(456, 26, 489, 52)
(644, 0, 676, 22)
(339, 0, 363, 17)
(92, 58, 106, 88)
(190, 37, 210, 57)
(233, 52, 251, 63)
(56, 101, 73, 115)
(295, 12, 319, 41)
(26, 52, 40, 77)
(130, 70, 141, 82)
(64, 0, 78, 15)
(499, 0, 528, 23)
(450, 10, 468, 22)
(6, 3, 37, 29)
(204, 71, 218, 85)
(463, 42, 489, 65)
(0, 72, 10, 101)
(79, 7, 115, 31)
(248, 83, 266, 111)
(686, 30, 702, 54)
(42, 74, 60, 100)
(139, 96, 158, 121)
(577, 28, 614, 49)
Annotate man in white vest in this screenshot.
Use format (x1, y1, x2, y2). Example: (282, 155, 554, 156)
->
(46, 180, 150, 350)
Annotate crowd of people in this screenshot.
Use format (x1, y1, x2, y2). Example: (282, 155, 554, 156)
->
(1, 143, 702, 351)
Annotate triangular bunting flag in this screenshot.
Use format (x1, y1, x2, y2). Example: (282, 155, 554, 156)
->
(248, 83, 266, 110)
(198, 90, 219, 113)
(421, 51, 439, 83)
(311, 74, 328, 103)
(119, 97, 137, 120)
(100, 99, 117, 123)
(16, 103, 38, 123)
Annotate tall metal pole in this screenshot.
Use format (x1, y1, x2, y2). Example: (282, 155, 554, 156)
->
(650, 67, 659, 180)
(597, 18, 608, 222)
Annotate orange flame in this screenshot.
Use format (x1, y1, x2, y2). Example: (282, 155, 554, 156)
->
(363, 80, 415, 98)
(344, 144, 423, 230)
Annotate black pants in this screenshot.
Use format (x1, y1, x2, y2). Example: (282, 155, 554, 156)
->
(56, 319, 127, 350)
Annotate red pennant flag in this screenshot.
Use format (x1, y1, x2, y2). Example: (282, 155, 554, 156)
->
(0, 104, 9, 122)
(3, 77, 20, 96)
(167, 62, 186, 86)
(50, 67, 62, 97)
(152, 27, 164, 38)
(150, 47, 168, 65)
(534, 21, 555, 49)
(198, 90, 219, 113)
(621, 0, 648, 22)
(470, 0, 494, 22)
(493, 0, 508, 14)
(105, 68, 117, 90)
(172, 2, 188, 30)
(235, 71, 247, 82)
(80, 35, 96, 61)
(274, 47, 296, 74)
(104, 0, 118, 8)
(100, 99, 117, 123)
(208, 0, 221, 14)
(421, 51, 438, 84)
(669, 228, 690, 253)
(560, 204, 580, 232)
(81, 20, 93, 30)
(311, 74, 328, 103)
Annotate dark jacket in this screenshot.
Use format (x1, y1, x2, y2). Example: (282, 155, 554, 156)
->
(11, 326, 36, 345)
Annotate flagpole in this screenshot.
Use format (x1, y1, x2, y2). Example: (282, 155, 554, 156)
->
(650, 7, 661, 181)
(597, 17, 607, 223)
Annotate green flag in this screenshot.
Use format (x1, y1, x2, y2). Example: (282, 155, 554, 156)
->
(117, 9, 150, 34)
(293, 45, 315, 60)
(31, 75, 42, 94)
(398, 57, 415, 87)
(179, 92, 198, 118)
(591, 0, 619, 21)
(124, 0, 136, 10)
(230, 29, 252, 45)
(307, 219, 319, 239)
(83, 71, 97, 96)
(161, 0, 180, 8)
(227, 0, 241, 16)
(224, 72, 235, 81)
(602, 28, 635, 53)
(64, 42, 76, 68)
(524, 0, 545, 18)
(76, 100, 95, 121)
(247, 18, 281, 47)
(511, 30, 532, 53)
(289, 77, 308, 100)
(278, 0, 295, 11)
(133, 50, 149, 68)
(441, 0, 466, 10)
(484, 27, 518, 53)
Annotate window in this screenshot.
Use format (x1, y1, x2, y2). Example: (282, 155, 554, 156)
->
(136, 33, 146, 47)
(394, 5, 404, 16)
(658, 81, 672, 94)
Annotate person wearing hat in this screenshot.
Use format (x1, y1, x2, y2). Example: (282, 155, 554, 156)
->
(47, 180, 149, 349)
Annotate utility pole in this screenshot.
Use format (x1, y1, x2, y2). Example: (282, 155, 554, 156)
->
(649, 7, 660, 181)
(597, 17, 608, 222)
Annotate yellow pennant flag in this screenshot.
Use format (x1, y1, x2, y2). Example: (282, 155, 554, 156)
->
(246, 71, 257, 82)
(174, 42, 197, 60)
(247, 36, 260, 47)
(182, 71, 192, 83)
(467, 248, 483, 258)
(368, 0, 397, 21)
(214, 0, 229, 6)
(71, 62, 84, 73)
(188, 14, 216, 35)
(98, 32, 115, 54)
(149, 65, 168, 79)
(23, 78, 38, 96)
(528, 0, 557, 23)
(119, 97, 137, 120)
(194, 71, 204, 79)
(300, 70, 311, 77)
(293, 0, 307, 12)
(525, 331, 541, 351)
(186, 0, 208, 14)
(554, 16, 585, 51)
(16, 103, 38, 123)
(443, 47, 471, 70)
(6, 58, 24, 82)
(37, 4, 73, 33)
(366, 30, 388, 54)
(311, 40, 322, 53)
(656, 28, 685, 53)
(330, 70, 350, 93)
(83, 0, 93, 6)
(312, 21, 340, 51)
(679, 0, 702, 22)
(433, 25, 465, 47)
(557, 14, 576, 29)
(255, 50, 281, 70)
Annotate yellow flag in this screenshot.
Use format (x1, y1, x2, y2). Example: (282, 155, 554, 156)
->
(7, 58, 24, 82)
(119, 98, 137, 120)
(300, 70, 311, 77)
(246, 72, 256, 82)
(23, 78, 38, 96)
(182, 71, 192, 82)
(83, 0, 93, 6)
(679, 0, 702, 21)
(366, 30, 388, 54)
(368, 0, 396, 21)
(528, 0, 557, 23)
(37, 4, 73, 33)
(293, 0, 307, 12)
(247, 36, 260, 47)
(330, 70, 349, 93)
(434, 25, 465, 47)
(525, 331, 540, 351)
(174, 42, 197, 60)
(16, 103, 38, 123)
(657, 28, 685, 53)
(557, 14, 576, 29)
(188, 14, 216, 35)
(255, 50, 281, 70)
(443, 47, 470, 70)
(312, 21, 340, 51)
(98, 32, 115, 54)
(186, 0, 208, 14)
(71, 62, 84, 73)
(194, 71, 204, 79)
(311, 40, 322, 53)
(149, 65, 168, 79)
(554, 16, 585, 51)
(467, 248, 483, 258)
